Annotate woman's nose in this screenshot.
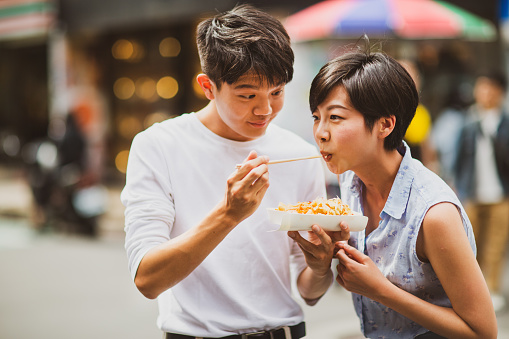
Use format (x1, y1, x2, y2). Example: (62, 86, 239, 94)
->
(315, 122, 330, 142)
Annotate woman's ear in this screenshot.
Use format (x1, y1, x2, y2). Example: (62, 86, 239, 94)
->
(196, 74, 215, 100)
(378, 115, 396, 139)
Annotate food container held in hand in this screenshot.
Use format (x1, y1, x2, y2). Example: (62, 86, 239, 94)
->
(267, 197, 368, 232)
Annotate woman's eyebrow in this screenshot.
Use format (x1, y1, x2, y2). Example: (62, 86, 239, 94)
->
(327, 104, 348, 111)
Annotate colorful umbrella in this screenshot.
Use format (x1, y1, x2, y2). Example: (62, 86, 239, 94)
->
(284, 0, 497, 42)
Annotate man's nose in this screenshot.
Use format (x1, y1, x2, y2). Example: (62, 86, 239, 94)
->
(253, 97, 272, 116)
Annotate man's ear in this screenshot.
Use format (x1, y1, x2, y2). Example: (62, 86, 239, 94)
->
(196, 74, 215, 100)
(378, 115, 396, 139)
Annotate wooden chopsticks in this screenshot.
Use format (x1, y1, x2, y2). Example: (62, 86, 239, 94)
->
(235, 155, 321, 169)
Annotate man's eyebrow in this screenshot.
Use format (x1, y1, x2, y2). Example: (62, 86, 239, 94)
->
(233, 83, 259, 90)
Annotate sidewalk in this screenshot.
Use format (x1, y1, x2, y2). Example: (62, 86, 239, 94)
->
(1, 165, 508, 338)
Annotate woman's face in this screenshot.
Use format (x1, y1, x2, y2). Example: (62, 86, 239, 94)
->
(313, 85, 378, 174)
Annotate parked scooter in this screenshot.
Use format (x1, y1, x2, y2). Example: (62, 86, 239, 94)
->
(23, 114, 107, 236)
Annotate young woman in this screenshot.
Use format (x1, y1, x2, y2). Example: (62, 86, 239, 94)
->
(304, 48, 497, 338)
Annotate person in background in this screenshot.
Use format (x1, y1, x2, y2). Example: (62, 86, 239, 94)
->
(399, 59, 437, 172)
(454, 72, 509, 313)
(121, 5, 346, 338)
(430, 85, 472, 186)
(293, 45, 496, 338)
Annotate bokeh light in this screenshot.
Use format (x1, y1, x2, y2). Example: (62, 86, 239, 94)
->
(192, 73, 206, 99)
(118, 116, 143, 139)
(112, 39, 134, 60)
(159, 37, 181, 57)
(112, 39, 145, 61)
(156, 76, 178, 99)
(144, 111, 172, 129)
(115, 150, 130, 174)
(113, 77, 135, 100)
(135, 77, 157, 101)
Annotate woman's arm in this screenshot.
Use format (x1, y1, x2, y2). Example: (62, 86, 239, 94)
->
(289, 222, 350, 304)
(336, 202, 497, 339)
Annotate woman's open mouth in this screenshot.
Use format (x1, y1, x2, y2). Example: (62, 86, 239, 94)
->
(320, 151, 332, 162)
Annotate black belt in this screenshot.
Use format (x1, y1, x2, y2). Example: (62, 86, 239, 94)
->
(165, 322, 305, 339)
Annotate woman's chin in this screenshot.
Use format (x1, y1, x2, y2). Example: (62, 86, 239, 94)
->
(326, 163, 340, 174)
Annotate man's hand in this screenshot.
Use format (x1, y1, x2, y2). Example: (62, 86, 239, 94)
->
(223, 150, 270, 224)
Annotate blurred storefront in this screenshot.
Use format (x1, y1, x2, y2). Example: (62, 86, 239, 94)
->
(0, 0, 505, 181)
(0, 0, 316, 180)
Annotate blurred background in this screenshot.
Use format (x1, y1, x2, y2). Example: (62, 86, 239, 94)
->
(1, 0, 509, 338)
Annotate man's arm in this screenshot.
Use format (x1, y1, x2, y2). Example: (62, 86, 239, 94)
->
(134, 151, 269, 299)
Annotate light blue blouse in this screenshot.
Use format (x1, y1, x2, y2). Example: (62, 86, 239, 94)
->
(339, 143, 476, 339)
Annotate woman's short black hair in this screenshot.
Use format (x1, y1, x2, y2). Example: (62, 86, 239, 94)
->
(309, 45, 419, 150)
(196, 4, 294, 89)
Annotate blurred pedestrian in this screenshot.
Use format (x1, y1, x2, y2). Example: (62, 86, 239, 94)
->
(454, 72, 509, 312)
(295, 46, 496, 338)
(430, 85, 471, 186)
(399, 59, 437, 171)
(121, 5, 345, 338)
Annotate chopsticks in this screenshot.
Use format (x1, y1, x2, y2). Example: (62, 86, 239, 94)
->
(235, 155, 321, 169)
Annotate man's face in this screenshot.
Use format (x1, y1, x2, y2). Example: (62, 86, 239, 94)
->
(474, 77, 504, 110)
(211, 74, 285, 141)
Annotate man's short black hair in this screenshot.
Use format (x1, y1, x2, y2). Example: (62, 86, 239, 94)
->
(309, 45, 419, 151)
(196, 4, 294, 89)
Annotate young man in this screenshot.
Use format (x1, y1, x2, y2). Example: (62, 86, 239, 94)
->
(455, 72, 509, 312)
(292, 48, 497, 338)
(121, 5, 343, 338)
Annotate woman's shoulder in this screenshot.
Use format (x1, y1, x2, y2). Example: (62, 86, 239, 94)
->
(409, 159, 460, 207)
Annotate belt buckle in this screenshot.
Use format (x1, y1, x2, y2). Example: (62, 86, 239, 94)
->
(241, 330, 273, 339)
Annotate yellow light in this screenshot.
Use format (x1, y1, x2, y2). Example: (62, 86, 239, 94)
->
(143, 111, 170, 129)
(113, 77, 135, 100)
(157, 76, 179, 99)
(159, 37, 181, 57)
(192, 73, 206, 99)
(118, 116, 142, 139)
(135, 77, 157, 101)
(115, 150, 130, 174)
(112, 39, 134, 60)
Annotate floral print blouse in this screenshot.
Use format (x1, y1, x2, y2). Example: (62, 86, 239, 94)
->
(339, 142, 476, 339)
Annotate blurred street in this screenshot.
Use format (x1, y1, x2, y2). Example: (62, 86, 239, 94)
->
(1, 165, 508, 339)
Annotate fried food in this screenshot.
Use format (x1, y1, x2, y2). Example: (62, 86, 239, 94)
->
(277, 197, 354, 216)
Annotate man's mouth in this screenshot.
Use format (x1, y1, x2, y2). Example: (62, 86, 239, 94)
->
(248, 120, 270, 128)
(320, 151, 332, 162)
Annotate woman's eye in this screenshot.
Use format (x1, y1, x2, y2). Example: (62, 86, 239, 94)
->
(311, 114, 319, 121)
(330, 115, 342, 120)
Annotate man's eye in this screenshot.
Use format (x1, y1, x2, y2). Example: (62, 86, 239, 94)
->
(241, 94, 256, 99)
(272, 90, 283, 96)
(312, 114, 319, 121)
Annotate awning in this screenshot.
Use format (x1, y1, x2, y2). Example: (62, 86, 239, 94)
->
(0, 0, 56, 43)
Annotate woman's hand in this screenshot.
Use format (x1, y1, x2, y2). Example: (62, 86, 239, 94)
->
(335, 242, 391, 300)
(289, 221, 349, 277)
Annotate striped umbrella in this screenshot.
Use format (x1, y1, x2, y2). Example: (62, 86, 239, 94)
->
(0, 0, 55, 42)
(284, 0, 497, 42)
